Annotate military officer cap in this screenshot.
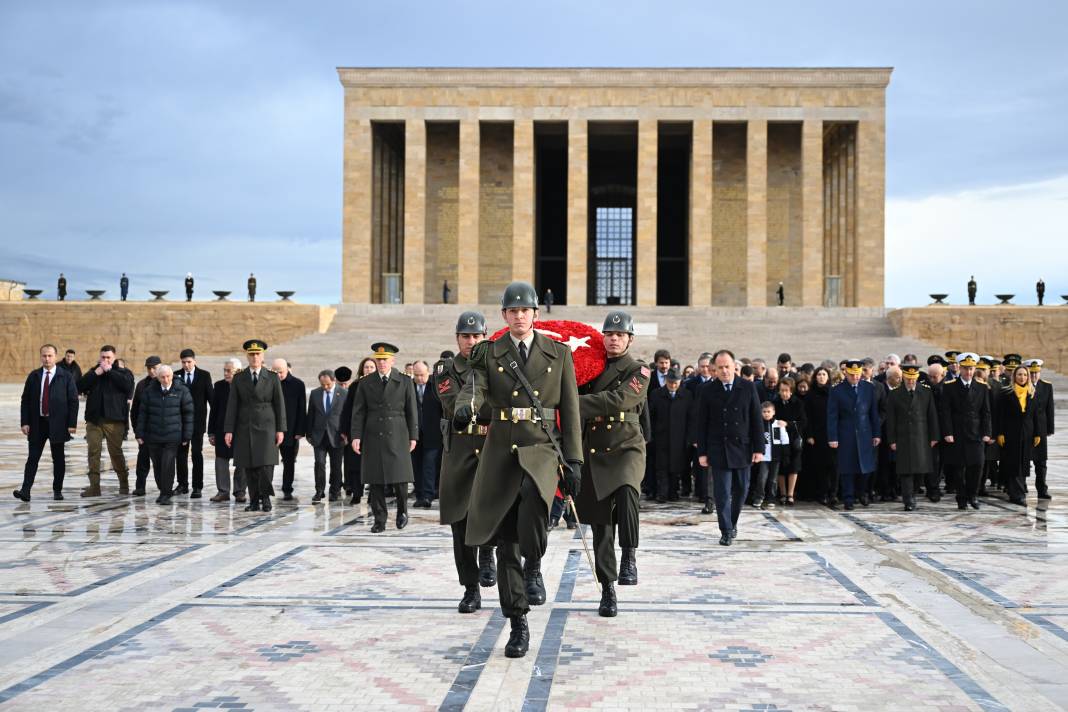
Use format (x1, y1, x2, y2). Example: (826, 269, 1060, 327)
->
(989, 356, 1002, 366)
(144, 355, 162, 367)
(976, 356, 993, 370)
(371, 342, 399, 359)
(455, 310, 487, 335)
(844, 359, 864, 375)
(501, 281, 538, 309)
(927, 354, 948, 367)
(902, 364, 921, 379)
(1003, 353, 1023, 368)
(944, 350, 961, 364)
(243, 339, 267, 353)
(1025, 358, 1044, 372)
(334, 366, 352, 382)
(602, 310, 635, 335)
(665, 368, 682, 382)
(957, 352, 980, 368)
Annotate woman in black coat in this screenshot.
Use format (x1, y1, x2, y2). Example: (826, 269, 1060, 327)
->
(773, 377, 807, 505)
(997, 365, 1040, 505)
(803, 367, 836, 505)
(339, 357, 378, 504)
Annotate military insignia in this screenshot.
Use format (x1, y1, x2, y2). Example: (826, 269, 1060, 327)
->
(435, 362, 444, 374)
(628, 376, 643, 393)
(437, 378, 451, 395)
(467, 316, 475, 325)
(612, 314, 621, 324)
(640, 366, 651, 378)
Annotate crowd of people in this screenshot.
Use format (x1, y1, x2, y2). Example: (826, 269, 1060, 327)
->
(11, 280, 1058, 659)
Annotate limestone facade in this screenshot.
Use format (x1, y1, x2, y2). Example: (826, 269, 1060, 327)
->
(339, 67, 891, 307)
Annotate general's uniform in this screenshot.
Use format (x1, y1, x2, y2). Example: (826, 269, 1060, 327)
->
(351, 364, 419, 529)
(574, 353, 649, 588)
(884, 377, 940, 509)
(460, 330, 582, 617)
(939, 363, 992, 509)
(224, 353, 286, 511)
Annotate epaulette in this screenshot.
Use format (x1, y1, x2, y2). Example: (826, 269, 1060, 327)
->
(1041, 379, 1052, 384)
(920, 383, 931, 389)
(945, 378, 958, 384)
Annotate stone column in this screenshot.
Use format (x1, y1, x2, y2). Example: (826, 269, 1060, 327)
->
(746, 119, 768, 307)
(512, 118, 535, 284)
(856, 118, 886, 307)
(402, 118, 426, 304)
(689, 119, 713, 307)
(636, 119, 658, 306)
(342, 115, 372, 303)
(567, 118, 588, 305)
(457, 119, 480, 305)
(800, 119, 824, 306)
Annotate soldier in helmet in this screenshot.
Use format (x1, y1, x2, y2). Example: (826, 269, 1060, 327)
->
(573, 310, 650, 617)
(454, 281, 582, 659)
(436, 311, 498, 615)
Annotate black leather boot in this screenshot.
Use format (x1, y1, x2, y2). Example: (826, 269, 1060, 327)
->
(261, 495, 272, 512)
(598, 581, 618, 617)
(244, 498, 261, 512)
(523, 559, 546, 606)
(505, 615, 529, 658)
(458, 585, 481, 614)
(618, 548, 637, 585)
(478, 547, 497, 587)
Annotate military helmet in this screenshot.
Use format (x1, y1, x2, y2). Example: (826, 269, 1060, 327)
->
(602, 310, 635, 335)
(455, 310, 487, 335)
(501, 281, 538, 309)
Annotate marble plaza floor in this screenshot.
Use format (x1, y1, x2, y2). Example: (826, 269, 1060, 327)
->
(0, 385, 1066, 711)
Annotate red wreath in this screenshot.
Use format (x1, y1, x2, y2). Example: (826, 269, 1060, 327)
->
(491, 319, 606, 386)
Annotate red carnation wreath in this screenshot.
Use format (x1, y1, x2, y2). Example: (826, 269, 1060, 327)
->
(491, 319, 606, 386)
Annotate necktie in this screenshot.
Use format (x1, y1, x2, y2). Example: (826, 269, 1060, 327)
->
(325, 390, 332, 412)
(42, 371, 51, 416)
(162, 388, 168, 396)
(252, 371, 258, 385)
(418, 384, 424, 402)
(382, 375, 388, 386)
(186, 372, 192, 385)
(519, 341, 528, 365)
(725, 382, 732, 393)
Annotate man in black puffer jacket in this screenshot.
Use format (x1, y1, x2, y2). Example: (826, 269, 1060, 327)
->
(135, 364, 193, 505)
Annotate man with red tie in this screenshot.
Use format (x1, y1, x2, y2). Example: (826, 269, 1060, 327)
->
(14, 344, 79, 501)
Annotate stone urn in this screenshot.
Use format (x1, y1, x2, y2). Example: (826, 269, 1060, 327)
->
(994, 294, 1015, 305)
(85, 290, 106, 301)
(212, 290, 231, 301)
(276, 291, 295, 302)
(24, 289, 43, 300)
(149, 290, 169, 301)
(929, 293, 949, 305)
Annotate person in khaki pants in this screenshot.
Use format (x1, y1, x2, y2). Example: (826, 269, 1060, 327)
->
(77, 345, 135, 496)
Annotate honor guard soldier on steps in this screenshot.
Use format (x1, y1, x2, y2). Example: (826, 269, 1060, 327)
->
(454, 281, 582, 659)
(436, 311, 498, 614)
(224, 340, 287, 513)
(351, 343, 419, 533)
(573, 310, 650, 618)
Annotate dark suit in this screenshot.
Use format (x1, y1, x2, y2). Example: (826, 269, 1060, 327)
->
(131, 376, 155, 490)
(683, 375, 714, 501)
(695, 377, 763, 535)
(939, 378, 992, 505)
(19, 367, 79, 495)
(175, 367, 213, 493)
(648, 386, 692, 500)
(412, 379, 443, 503)
(1031, 379, 1054, 496)
(277, 373, 307, 495)
(307, 385, 347, 495)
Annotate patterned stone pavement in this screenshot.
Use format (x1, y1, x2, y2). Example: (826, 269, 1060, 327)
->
(0, 384, 1065, 710)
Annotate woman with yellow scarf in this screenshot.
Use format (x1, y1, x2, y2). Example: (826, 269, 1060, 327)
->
(996, 366, 1041, 505)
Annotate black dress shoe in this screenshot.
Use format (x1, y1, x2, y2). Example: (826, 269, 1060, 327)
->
(859, 494, 870, 507)
(1038, 492, 1052, 500)
(598, 582, 618, 617)
(524, 567, 546, 605)
(413, 499, 428, 508)
(957, 502, 967, 511)
(1009, 497, 1026, 506)
(54, 491, 64, 501)
(283, 492, 295, 502)
(350, 495, 361, 506)
(969, 499, 980, 510)
(312, 491, 324, 503)
(844, 502, 855, 511)
(701, 501, 715, 515)
(505, 615, 529, 658)
(328, 491, 339, 502)
(190, 490, 202, 499)
(458, 585, 481, 614)
(245, 499, 261, 512)
(261, 496, 273, 512)
(370, 521, 386, 533)
(618, 548, 637, 586)
(719, 534, 731, 546)
(478, 548, 497, 587)
(132, 488, 145, 497)
(158, 495, 172, 505)
(12, 490, 30, 502)
(174, 485, 190, 495)
(396, 512, 409, 529)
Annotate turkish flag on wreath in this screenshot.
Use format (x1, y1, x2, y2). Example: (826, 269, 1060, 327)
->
(490, 319, 607, 386)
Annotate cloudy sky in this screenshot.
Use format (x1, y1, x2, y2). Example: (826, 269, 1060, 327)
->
(2, 1, 1066, 306)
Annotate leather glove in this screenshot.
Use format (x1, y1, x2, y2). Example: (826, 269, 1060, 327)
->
(561, 460, 582, 498)
(1034, 436, 1041, 448)
(996, 435, 1005, 447)
(452, 404, 473, 431)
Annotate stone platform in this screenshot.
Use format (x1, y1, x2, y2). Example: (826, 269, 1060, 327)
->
(0, 385, 1066, 710)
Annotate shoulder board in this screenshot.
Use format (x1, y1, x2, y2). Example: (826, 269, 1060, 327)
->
(1041, 379, 1051, 384)
(920, 383, 931, 389)
(945, 378, 957, 384)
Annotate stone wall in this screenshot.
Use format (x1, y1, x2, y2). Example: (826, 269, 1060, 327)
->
(0, 302, 324, 382)
(710, 123, 747, 306)
(766, 123, 803, 305)
(424, 123, 459, 303)
(478, 122, 514, 304)
(889, 307, 1068, 372)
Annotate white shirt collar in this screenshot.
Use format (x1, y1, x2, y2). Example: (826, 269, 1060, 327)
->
(510, 332, 535, 350)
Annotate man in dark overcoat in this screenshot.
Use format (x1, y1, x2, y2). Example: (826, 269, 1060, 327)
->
(939, 352, 992, 510)
(14, 344, 79, 501)
(1028, 358, 1055, 500)
(827, 359, 882, 510)
(351, 343, 419, 533)
(885, 364, 940, 510)
(648, 369, 692, 503)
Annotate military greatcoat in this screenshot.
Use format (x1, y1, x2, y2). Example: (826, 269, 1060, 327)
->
(436, 353, 492, 525)
(350, 367, 419, 486)
(460, 331, 582, 546)
(224, 368, 286, 469)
